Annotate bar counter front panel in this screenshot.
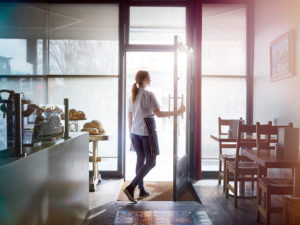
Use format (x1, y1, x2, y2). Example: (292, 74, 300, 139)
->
(0, 132, 89, 225)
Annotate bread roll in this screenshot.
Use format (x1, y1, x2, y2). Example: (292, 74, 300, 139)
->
(91, 120, 102, 129)
(69, 108, 76, 114)
(98, 128, 105, 135)
(45, 108, 53, 114)
(81, 128, 98, 135)
(54, 106, 63, 113)
(77, 111, 86, 119)
(83, 122, 94, 129)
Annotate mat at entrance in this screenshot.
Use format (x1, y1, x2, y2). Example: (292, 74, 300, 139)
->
(118, 181, 196, 201)
(114, 210, 212, 225)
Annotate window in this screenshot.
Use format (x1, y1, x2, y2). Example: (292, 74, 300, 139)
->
(49, 4, 119, 75)
(0, 4, 48, 75)
(129, 6, 186, 45)
(201, 4, 247, 170)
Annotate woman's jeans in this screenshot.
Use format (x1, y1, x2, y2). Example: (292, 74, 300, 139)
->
(130, 133, 156, 189)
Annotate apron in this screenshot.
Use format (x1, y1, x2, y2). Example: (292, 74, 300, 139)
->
(144, 116, 160, 156)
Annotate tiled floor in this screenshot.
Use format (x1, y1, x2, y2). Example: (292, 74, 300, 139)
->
(114, 210, 212, 225)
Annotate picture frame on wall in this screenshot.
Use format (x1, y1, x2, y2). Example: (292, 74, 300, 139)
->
(270, 29, 294, 81)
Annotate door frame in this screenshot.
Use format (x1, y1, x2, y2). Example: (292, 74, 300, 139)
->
(119, 1, 193, 179)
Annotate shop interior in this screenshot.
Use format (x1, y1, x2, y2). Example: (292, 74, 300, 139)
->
(1, 0, 300, 225)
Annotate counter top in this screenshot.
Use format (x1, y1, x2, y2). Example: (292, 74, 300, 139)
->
(0, 132, 87, 167)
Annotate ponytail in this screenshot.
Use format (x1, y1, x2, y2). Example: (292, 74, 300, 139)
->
(132, 82, 139, 103)
(132, 70, 150, 103)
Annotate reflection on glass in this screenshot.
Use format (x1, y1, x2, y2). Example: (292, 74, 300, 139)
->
(0, 78, 47, 104)
(176, 49, 188, 159)
(202, 4, 246, 75)
(130, 7, 186, 45)
(201, 4, 247, 170)
(0, 4, 48, 75)
(47, 77, 118, 170)
(49, 40, 118, 75)
(49, 4, 119, 75)
(126, 52, 174, 181)
(202, 77, 246, 159)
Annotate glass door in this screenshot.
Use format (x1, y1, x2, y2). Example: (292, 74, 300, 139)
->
(173, 36, 193, 201)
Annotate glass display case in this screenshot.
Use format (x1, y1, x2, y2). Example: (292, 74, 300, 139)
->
(0, 89, 65, 156)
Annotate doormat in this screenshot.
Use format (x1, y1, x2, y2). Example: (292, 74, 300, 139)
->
(114, 210, 212, 225)
(118, 181, 196, 201)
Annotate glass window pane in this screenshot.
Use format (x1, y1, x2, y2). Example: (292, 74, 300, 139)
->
(0, 4, 48, 75)
(202, 4, 246, 75)
(49, 4, 119, 75)
(201, 77, 246, 160)
(129, 7, 186, 45)
(0, 77, 47, 103)
(47, 77, 119, 171)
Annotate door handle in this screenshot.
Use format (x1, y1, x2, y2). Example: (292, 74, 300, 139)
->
(168, 94, 184, 119)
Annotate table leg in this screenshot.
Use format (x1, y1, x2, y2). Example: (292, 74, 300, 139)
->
(294, 166, 300, 197)
(90, 140, 100, 192)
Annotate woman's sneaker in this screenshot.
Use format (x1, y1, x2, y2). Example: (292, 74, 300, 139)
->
(139, 189, 151, 198)
(124, 185, 137, 203)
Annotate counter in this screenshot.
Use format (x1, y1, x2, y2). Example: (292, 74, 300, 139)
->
(0, 132, 89, 225)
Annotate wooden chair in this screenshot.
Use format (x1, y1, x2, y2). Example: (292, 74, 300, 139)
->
(256, 122, 294, 225)
(218, 117, 242, 192)
(225, 121, 258, 208)
(283, 197, 300, 225)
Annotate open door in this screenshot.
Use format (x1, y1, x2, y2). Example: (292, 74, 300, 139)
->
(173, 36, 194, 201)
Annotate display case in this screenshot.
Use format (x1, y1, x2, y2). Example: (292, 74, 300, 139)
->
(0, 89, 65, 157)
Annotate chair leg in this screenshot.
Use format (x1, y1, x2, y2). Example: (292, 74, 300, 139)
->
(256, 182, 261, 222)
(265, 189, 271, 225)
(223, 160, 226, 192)
(225, 167, 229, 199)
(234, 175, 238, 208)
(218, 159, 222, 185)
(283, 201, 289, 225)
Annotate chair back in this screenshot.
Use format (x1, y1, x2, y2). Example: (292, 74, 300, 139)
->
(218, 117, 242, 154)
(235, 121, 256, 167)
(256, 122, 293, 150)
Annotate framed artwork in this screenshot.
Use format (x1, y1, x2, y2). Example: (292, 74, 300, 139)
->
(270, 29, 294, 81)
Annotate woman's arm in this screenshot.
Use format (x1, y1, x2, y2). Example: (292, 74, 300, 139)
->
(128, 112, 135, 148)
(153, 104, 186, 118)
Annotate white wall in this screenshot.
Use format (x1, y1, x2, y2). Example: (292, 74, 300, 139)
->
(254, 0, 300, 177)
(254, 0, 300, 126)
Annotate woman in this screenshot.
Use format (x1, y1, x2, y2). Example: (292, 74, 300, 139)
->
(124, 70, 186, 203)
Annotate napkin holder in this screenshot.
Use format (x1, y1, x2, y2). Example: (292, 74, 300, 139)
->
(228, 119, 240, 139)
(278, 127, 299, 157)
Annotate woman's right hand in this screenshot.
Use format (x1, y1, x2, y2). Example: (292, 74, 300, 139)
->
(178, 103, 186, 114)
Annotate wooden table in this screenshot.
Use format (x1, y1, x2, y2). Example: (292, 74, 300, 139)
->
(243, 149, 300, 197)
(210, 134, 277, 144)
(89, 134, 110, 192)
(210, 134, 238, 144)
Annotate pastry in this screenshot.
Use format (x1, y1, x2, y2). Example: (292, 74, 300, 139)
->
(91, 120, 102, 129)
(45, 107, 53, 114)
(83, 122, 94, 129)
(81, 128, 98, 135)
(98, 128, 105, 135)
(77, 111, 86, 119)
(54, 106, 63, 113)
(69, 108, 76, 114)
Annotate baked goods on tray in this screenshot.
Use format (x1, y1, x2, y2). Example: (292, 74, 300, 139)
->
(61, 108, 86, 120)
(81, 128, 98, 135)
(81, 120, 105, 135)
